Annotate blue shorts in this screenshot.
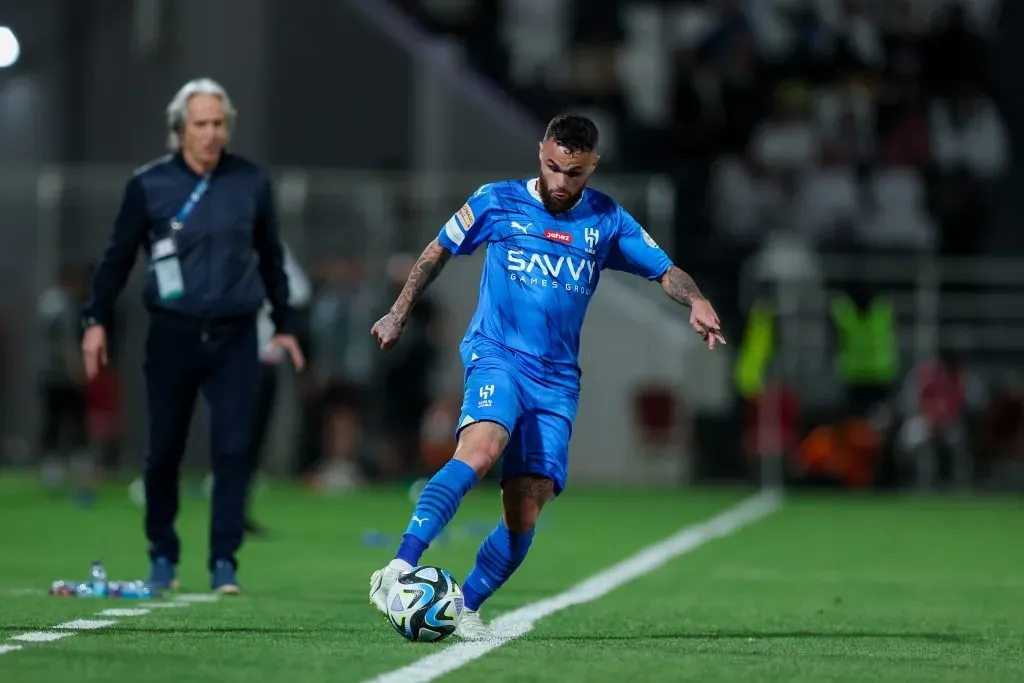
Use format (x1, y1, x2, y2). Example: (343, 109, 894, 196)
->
(455, 349, 579, 495)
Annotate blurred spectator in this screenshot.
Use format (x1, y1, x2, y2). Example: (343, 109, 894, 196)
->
(879, 0, 925, 89)
(706, 23, 775, 155)
(830, 279, 899, 415)
(374, 253, 445, 480)
(303, 257, 375, 493)
(815, 64, 876, 168)
(247, 242, 312, 533)
(37, 264, 92, 502)
(978, 376, 1024, 487)
(753, 81, 819, 175)
(813, 0, 884, 72)
(896, 350, 985, 489)
(929, 76, 1008, 179)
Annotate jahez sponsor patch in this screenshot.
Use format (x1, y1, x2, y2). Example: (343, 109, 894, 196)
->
(544, 229, 572, 244)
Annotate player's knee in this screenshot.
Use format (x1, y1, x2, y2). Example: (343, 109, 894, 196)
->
(455, 443, 503, 479)
(502, 475, 554, 534)
(454, 421, 509, 477)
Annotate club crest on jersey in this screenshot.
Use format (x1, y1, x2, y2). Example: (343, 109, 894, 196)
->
(584, 227, 600, 254)
(544, 229, 572, 244)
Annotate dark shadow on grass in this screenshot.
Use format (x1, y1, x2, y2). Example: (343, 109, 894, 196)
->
(523, 631, 979, 644)
(2, 626, 368, 635)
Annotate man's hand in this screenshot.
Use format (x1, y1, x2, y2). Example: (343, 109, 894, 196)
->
(659, 266, 726, 351)
(82, 325, 108, 381)
(690, 299, 727, 351)
(266, 334, 305, 371)
(371, 312, 406, 350)
(371, 239, 451, 351)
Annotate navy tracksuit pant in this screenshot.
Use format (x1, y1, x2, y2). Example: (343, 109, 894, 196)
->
(143, 311, 259, 570)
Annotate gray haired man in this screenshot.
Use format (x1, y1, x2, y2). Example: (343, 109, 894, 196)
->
(81, 78, 304, 594)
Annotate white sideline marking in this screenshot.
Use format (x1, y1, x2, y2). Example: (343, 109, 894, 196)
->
(4, 593, 220, 655)
(366, 492, 782, 683)
(147, 602, 190, 609)
(55, 619, 116, 630)
(173, 594, 220, 603)
(12, 632, 73, 643)
(99, 608, 151, 617)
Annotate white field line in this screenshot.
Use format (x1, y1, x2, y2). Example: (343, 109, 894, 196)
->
(1, 593, 220, 656)
(366, 491, 782, 683)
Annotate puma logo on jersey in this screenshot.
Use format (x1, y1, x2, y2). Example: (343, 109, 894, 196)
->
(511, 221, 531, 233)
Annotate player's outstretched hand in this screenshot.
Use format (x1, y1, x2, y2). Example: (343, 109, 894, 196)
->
(371, 312, 405, 350)
(690, 299, 726, 351)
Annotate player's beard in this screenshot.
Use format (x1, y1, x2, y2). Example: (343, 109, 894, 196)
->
(538, 176, 582, 215)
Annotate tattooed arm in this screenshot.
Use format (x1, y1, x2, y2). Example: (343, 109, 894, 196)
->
(658, 265, 705, 307)
(658, 266, 727, 349)
(371, 239, 451, 349)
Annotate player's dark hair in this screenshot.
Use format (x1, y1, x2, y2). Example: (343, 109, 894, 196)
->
(543, 114, 599, 154)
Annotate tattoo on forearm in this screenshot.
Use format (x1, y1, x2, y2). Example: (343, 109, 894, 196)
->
(390, 240, 451, 319)
(661, 266, 704, 306)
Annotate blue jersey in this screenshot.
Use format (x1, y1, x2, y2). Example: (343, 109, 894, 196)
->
(436, 178, 673, 389)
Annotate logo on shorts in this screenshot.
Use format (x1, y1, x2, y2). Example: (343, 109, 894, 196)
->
(478, 384, 495, 408)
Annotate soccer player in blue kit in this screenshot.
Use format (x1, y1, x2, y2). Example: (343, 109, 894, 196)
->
(368, 115, 725, 640)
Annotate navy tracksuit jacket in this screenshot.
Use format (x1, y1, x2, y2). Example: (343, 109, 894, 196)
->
(83, 151, 291, 571)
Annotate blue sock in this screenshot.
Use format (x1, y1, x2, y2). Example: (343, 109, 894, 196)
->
(394, 459, 478, 566)
(462, 521, 535, 612)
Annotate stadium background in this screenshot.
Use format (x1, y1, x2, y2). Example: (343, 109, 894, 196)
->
(3, 3, 1024, 682)
(0, 0, 1023, 496)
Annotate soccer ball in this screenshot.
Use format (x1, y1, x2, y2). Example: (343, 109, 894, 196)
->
(386, 566, 464, 642)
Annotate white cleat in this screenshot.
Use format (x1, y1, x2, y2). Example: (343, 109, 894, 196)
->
(454, 609, 495, 641)
(368, 565, 402, 615)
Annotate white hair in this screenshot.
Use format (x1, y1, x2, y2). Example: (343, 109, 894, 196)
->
(166, 78, 237, 151)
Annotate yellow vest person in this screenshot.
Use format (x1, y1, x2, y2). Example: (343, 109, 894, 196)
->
(830, 296, 898, 385)
(735, 300, 775, 398)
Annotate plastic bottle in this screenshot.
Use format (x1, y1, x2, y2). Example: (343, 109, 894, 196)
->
(90, 560, 108, 597)
(118, 581, 154, 599)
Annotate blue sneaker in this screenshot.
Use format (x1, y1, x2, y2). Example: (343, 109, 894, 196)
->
(210, 560, 241, 595)
(147, 557, 178, 592)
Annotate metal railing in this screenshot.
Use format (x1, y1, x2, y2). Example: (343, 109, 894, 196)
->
(738, 247, 1024, 492)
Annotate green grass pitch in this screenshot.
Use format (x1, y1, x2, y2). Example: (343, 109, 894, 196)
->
(1, 473, 1022, 682)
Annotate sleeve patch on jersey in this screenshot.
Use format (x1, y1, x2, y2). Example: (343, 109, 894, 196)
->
(641, 228, 658, 248)
(456, 203, 475, 231)
(444, 216, 465, 247)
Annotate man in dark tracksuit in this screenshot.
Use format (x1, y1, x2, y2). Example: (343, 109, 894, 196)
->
(81, 78, 304, 594)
